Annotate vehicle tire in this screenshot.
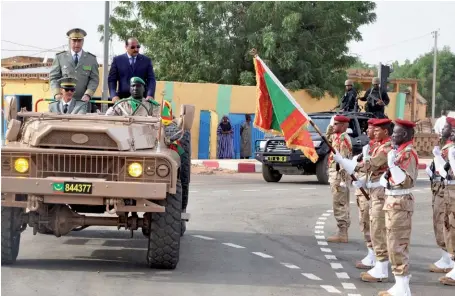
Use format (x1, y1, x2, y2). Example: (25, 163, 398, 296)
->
(1, 207, 24, 265)
(146, 179, 182, 269)
(262, 164, 282, 182)
(316, 154, 329, 185)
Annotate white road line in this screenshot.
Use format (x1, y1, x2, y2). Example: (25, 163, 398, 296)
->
(342, 283, 356, 290)
(317, 241, 328, 246)
(350, 201, 355, 204)
(316, 221, 325, 225)
(417, 177, 429, 180)
(413, 189, 422, 192)
(326, 209, 334, 213)
(325, 255, 337, 260)
(242, 189, 259, 192)
(302, 273, 322, 280)
(252, 252, 273, 258)
(189, 190, 199, 193)
(213, 190, 229, 193)
(192, 235, 216, 241)
(336, 272, 350, 279)
(315, 235, 325, 239)
(321, 248, 332, 253)
(222, 243, 245, 249)
(272, 188, 288, 191)
(318, 217, 328, 220)
(315, 225, 324, 229)
(300, 187, 317, 190)
(87, 239, 104, 246)
(281, 263, 300, 269)
(320, 285, 341, 293)
(322, 213, 331, 217)
(330, 263, 343, 269)
(348, 294, 362, 296)
(314, 230, 324, 234)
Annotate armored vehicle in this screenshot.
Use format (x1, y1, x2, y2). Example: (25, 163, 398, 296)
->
(1, 97, 194, 270)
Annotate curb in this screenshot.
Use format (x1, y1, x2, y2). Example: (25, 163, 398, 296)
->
(193, 160, 429, 173)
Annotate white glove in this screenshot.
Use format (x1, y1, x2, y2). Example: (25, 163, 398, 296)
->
(387, 150, 397, 168)
(449, 147, 455, 173)
(330, 115, 335, 126)
(333, 150, 343, 163)
(425, 166, 433, 178)
(105, 107, 115, 116)
(352, 154, 360, 163)
(352, 179, 365, 189)
(433, 146, 441, 157)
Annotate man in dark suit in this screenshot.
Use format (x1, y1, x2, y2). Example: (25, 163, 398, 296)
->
(108, 37, 156, 102)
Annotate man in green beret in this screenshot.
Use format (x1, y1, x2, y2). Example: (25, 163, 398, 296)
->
(49, 76, 87, 114)
(105, 77, 160, 116)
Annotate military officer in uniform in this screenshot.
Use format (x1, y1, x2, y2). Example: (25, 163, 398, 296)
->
(327, 115, 353, 243)
(105, 77, 159, 116)
(48, 76, 87, 114)
(428, 117, 455, 274)
(377, 119, 418, 296)
(49, 28, 99, 103)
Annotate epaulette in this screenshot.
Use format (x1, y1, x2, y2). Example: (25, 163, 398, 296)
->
(86, 51, 96, 57)
(48, 100, 59, 104)
(56, 50, 66, 55)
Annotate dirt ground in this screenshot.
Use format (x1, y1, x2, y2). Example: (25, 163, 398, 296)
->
(191, 164, 236, 175)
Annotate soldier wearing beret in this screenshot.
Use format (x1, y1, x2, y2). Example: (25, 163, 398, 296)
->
(49, 28, 99, 103)
(48, 76, 87, 114)
(105, 77, 160, 116)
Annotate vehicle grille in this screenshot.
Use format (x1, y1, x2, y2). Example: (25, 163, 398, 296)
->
(38, 131, 118, 150)
(266, 140, 291, 153)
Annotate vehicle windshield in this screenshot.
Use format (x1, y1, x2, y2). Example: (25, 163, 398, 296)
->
(307, 117, 330, 134)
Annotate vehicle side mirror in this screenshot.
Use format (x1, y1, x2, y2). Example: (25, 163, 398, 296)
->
(4, 96, 18, 122)
(180, 104, 195, 131)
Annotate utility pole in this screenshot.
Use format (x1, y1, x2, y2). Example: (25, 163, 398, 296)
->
(101, 1, 110, 112)
(431, 30, 438, 120)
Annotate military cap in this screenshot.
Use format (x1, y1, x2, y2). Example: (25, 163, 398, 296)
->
(394, 119, 416, 128)
(372, 118, 392, 126)
(58, 76, 77, 88)
(372, 77, 381, 84)
(334, 115, 350, 123)
(130, 76, 146, 86)
(67, 28, 87, 39)
(344, 79, 353, 86)
(367, 118, 377, 125)
(446, 117, 455, 127)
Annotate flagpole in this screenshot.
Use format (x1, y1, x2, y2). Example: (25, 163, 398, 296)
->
(249, 48, 369, 200)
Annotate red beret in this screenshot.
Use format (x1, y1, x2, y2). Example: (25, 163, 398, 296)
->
(334, 115, 350, 123)
(446, 117, 455, 127)
(372, 118, 392, 126)
(367, 118, 377, 125)
(394, 119, 416, 128)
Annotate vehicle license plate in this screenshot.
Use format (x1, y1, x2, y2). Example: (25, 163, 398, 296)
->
(266, 156, 287, 162)
(53, 182, 93, 194)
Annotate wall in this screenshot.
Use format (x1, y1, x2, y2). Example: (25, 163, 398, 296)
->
(2, 74, 408, 159)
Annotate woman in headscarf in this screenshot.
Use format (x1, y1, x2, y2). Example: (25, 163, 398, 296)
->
(217, 115, 234, 159)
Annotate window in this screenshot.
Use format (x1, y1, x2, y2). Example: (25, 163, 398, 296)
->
(357, 118, 369, 135)
(308, 117, 330, 133)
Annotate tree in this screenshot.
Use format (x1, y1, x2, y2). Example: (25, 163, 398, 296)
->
(100, 1, 376, 97)
(390, 46, 455, 116)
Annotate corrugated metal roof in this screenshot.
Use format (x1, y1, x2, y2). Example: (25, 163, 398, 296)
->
(8, 67, 51, 74)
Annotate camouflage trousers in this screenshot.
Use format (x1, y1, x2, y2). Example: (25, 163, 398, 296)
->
(446, 185, 455, 258)
(329, 169, 351, 229)
(432, 181, 450, 252)
(369, 186, 388, 261)
(355, 188, 372, 248)
(383, 193, 414, 276)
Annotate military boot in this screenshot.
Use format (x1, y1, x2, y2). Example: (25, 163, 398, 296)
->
(327, 227, 348, 243)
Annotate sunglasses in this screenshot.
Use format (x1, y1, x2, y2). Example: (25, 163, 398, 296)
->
(63, 88, 75, 92)
(130, 45, 141, 49)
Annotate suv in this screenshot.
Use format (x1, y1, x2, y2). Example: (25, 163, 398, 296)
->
(254, 111, 376, 184)
(1, 97, 194, 270)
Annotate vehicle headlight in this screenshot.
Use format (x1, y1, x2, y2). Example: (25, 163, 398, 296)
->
(128, 162, 143, 177)
(156, 164, 170, 177)
(14, 158, 29, 173)
(312, 140, 322, 147)
(259, 141, 267, 150)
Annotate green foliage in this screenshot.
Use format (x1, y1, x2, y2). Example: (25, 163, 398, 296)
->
(100, 1, 376, 98)
(390, 46, 455, 115)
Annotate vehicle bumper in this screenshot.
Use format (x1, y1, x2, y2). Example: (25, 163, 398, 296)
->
(1, 176, 167, 199)
(254, 152, 316, 167)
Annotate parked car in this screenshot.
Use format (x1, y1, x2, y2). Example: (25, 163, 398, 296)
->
(254, 111, 376, 184)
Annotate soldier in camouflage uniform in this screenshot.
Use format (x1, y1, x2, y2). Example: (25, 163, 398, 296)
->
(49, 28, 99, 103)
(327, 115, 353, 243)
(428, 117, 455, 274)
(105, 77, 159, 116)
(352, 118, 378, 269)
(377, 119, 418, 296)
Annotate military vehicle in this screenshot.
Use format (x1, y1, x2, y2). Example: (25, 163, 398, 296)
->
(1, 97, 194, 270)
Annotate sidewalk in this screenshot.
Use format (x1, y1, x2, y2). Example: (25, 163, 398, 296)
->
(192, 158, 432, 173)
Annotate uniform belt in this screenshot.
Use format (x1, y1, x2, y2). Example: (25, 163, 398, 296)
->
(366, 181, 381, 188)
(385, 189, 411, 196)
(433, 177, 442, 182)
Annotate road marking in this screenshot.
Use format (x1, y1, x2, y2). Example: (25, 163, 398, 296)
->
(322, 213, 331, 217)
(316, 221, 325, 225)
(189, 190, 199, 193)
(314, 230, 324, 234)
(315, 235, 325, 239)
(321, 248, 332, 253)
(300, 187, 317, 190)
(242, 189, 259, 192)
(417, 177, 429, 181)
(413, 189, 422, 192)
(320, 285, 341, 293)
(347, 294, 362, 296)
(336, 272, 350, 279)
(350, 201, 355, 204)
(192, 235, 215, 240)
(252, 252, 273, 258)
(342, 283, 357, 290)
(222, 243, 245, 249)
(330, 263, 343, 269)
(315, 225, 324, 229)
(281, 263, 300, 269)
(325, 254, 337, 260)
(302, 273, 322, 280)
(318, 217, 328, 220)
(317, 241, 328, 246)
(273, 188, 288, 191)
(326, 209, 334, 213)
(87, 239, 105, 246)
(213, 190, 229, 193)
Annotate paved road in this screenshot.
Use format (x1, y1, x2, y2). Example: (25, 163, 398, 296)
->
(2, 172, 452, 296)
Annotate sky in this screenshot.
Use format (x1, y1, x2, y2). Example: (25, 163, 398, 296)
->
(1, 0, 455, 66)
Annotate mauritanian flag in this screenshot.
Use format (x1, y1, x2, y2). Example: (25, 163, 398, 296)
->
(253, 55, 318, 163)
(161, 100, 173, 126)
